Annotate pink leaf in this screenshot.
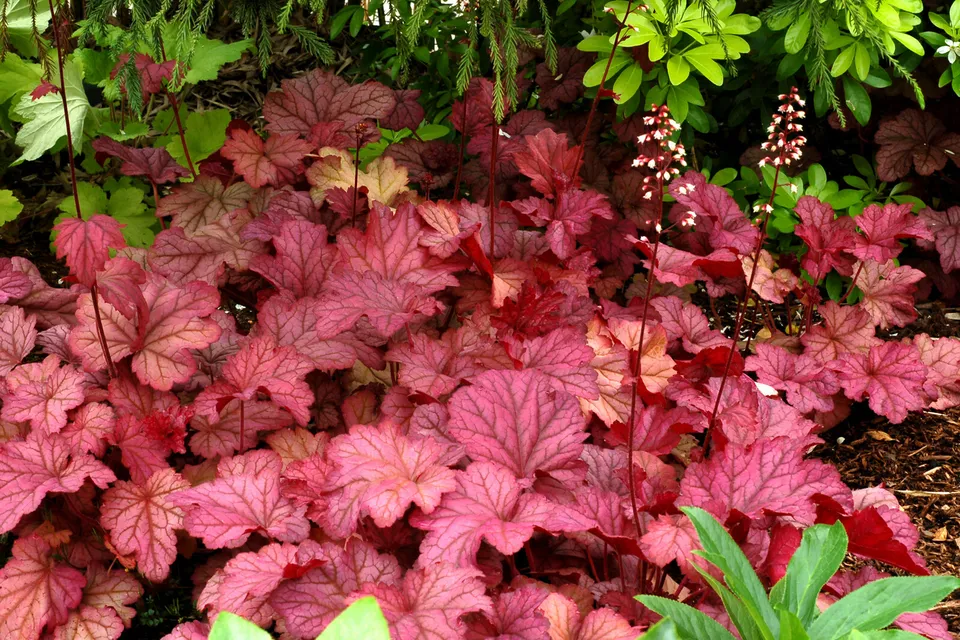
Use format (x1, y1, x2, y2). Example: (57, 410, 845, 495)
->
(0, 536, 86, 640)
(741, 250, 798, 304)
(678, 436, 851, 526)
(99, 469, 189, 583)
(325, 422, 457, 536)
(412, 462, 595, 568)
(851, 203, 932, 263)
(385, 333, 477, 398)
(913, 334, 960, 409)
(194, 335, 314, 426)
(53, 216, 127, 288)
(160, 622, 209, 640)
(447, 369, 588, 482)
(92, 137, 190, 185)
(834, 342, 927, 424)
(362, 563, 493, 640)
(800, 301, 880, 362)
(0, 356, 85, 434)
(919, 206, 960, 273)
(79, 564, 143, 626)
(874, 109, 960, 181)
(95, 257, 148, 323)
(263, 69, 396, 138)
(169, 450, 309, 548)
(640, 514, 700, 578)
(111, 414, 172, 484)
(466, 586, 550, 640)
(52, 605, 125, 640)
(61, 403, 115, 457)
(4, 258, 78, 329)
(669, 171, 759, 255)
(793, 196, 857, 279)
(250, 220, 336, 298)
(190, 398, 293, 459)
(270, 539, 403, 638)
(70, 274, 222, 390)
(745, 343, 840, 413)
(157, 176, 254, 234)
(0, 431, 115, 533)
(0, 257, 34, 303)
(221, 129, 313, 188)
(854, 260, 925, 329)
(514, 129, 581, 197)
(416, 201, 480, 259)
(539, 592, 638, 640)
(505, 327, 600, 400)
(650, 296, 727, 354)
(382, 89, 425, 131)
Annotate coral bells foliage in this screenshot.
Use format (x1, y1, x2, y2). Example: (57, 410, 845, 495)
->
(1, 69, 958, 640)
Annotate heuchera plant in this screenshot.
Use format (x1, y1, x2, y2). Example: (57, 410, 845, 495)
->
(1, 58, 959, 640)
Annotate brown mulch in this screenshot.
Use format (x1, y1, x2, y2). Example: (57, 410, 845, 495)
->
(818, 407, 960, 634)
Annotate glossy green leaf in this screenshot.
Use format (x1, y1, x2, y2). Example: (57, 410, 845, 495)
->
(317, 596, 390, 640)
(808, 576, 960, 639)
(770, 523, 847, 625)
(831, 47, 856, 77)
(842, 77, 872, 125)
(778, 609, 811, 640)
(613, 63, 644, 104)
(667, 56, 691, 86)
(637, 596, 738, 640)
(209, 612, 272, 640)
(785, 13, 811, 53)
(583, 54, 631, 87)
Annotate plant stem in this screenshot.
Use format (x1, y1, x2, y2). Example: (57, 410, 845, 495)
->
(573, 0, 635, 179)
(168, 91, 197, 177)
(352, 127, 361, 226)
(839, 262, 864, 303)
(47, 0, 115, 378)
(453, 97, 468, 200)
(625, 176, 664, 537)
(487, 121, 498, 258)
(239, 399, 246, 453)
(703, 165, 782, 452)
(151, 180, 166, 230)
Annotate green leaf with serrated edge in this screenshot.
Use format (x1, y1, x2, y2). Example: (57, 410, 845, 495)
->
(166, 109, 230, 168)
(809, 576, 960, 639)
(638, 596, 738, 640)
(0, 190, 24, 225)
(3, 0, 51, 56)
(0, 53, 42, 104)
(317, 597, 390, 640)
(13, 56, 91, 164)
(683, 507, 780, 637)
(769, 523, 847, 625)
(107, 187, 155, 248)
(637, 618, 681, 639)
(209, 612, 272, 640)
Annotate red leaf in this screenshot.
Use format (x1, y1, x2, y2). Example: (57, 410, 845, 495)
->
(384, 139, 458, 190)
(465, 587, 550, 640)
(382, 89, 425, 131)
(92, 137, 190, 185)
(0, 535, 86, 640)
(535, 48, 591, 109)
(539, 592, 638, 640)
(53, 215, 127, 288)
(99, 469, 190, 583)
(834, 342, 927, 424)
(854, 259, 925, 329)
(514, 129, 581, 197)
(745, 343, 840, 413)
(0, 355, 84, 434)
(919, 205, 960, 273)
(95, 257, 148, 322)
(874, 109, 960, 181)
(30, 80, 60, 100)
(0, 431, 115, 534)
(221, 129, 313, 188)
(819, 506, 928, 575)
(263, 69, 396, 138)
(670, 172, 760, 255)
(851, 203, 932, 264)
(793, 196, 857, 279)
(800, 301, 880, 362)
(251, 220, 336, 298)
(169, 450, 310, 548)
(411, 462, 595, 568)
(157, 176, 254, 234)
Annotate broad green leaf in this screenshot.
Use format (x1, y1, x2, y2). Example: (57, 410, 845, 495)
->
(583, 54, 631, 87)
(843, 631, 930, 639)
(667, 56, 691, 86)
(711, 167, 738, 186)
(685, 51, 724, 85)
(3, 0, 51, 56)
(0, 53, 42, 104)
(184, 38, 253, 84)
(808, 164, 827, 190)
(637, 596, 738, 640)
(779, 609, 811, 640)
(825, 189, 864, 210)
(853, 44, 871, 81)
(107, 187, 155, 248)
(638, 618, 681, 639)
(166, 108, 230, 167)
(578, 35, 615, 53)
(683, 508, 780, 637)
(666, 86, 689, 122)
(613, 63, 645, 104)
(890, 31, 925, 56)
(417, 124, 449, 140)
(808, 576, 960, 639)
(209, 612, 272, 640)
(331, 6, 360, 39)
(785, 13, 811, 53)
(769, 523, 847, 625)
(317, 596, 390, 640)
(952, 0, 960, 27)
(842, 77, 872, 125)
(826, 271, 844, 300)
(13, 56, 91, 164)
(696, 570, 771, 640)
(831, 47, 856, 77)
(0, 190, 24, 225)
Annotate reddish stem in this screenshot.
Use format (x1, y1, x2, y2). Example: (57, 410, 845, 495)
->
(703, 165, 782, 452)
(839, 262, 864, 303)
(452, 97, 469, 201)
(487, 122, 498, 258)
(167, 91, 197, 177)
(47, 0, 115, 378)
(625, 177, 664, 538)
(572, 0, 636, 179)
(352, 128, 362, 227)
(151, 180, 166, 230)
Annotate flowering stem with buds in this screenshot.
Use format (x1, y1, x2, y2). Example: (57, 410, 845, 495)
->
(625, 105, 686, 543)
(704, 88, 806, 451)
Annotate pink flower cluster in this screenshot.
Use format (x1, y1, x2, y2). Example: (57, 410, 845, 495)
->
(759, 87, 807, 168)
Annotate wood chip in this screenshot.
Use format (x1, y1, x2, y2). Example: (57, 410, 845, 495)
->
(933, 527, 949, 542)
(867, 430, 895, 441)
